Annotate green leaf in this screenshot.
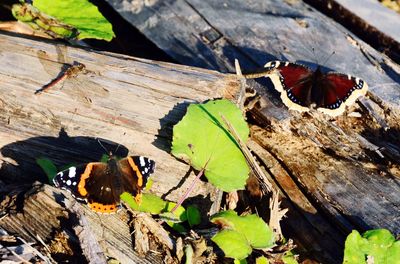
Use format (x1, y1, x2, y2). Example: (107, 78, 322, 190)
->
(282, 251, 298, 264)
(387, 241, 400, 264)
(343, 230, 370, 264)
(363, 229, 397, 264)
(120, 193, 185, 220)
(170, 223, 187, 233)
(343, 229, 400, 264)
(186, 205, 201, 227)
(164, 202, 187, 222)
(234, 258, 248, 264)
(172, 99, 249, 192)
(255, 256, 269, 264)
(36, 158, 58, 183)
(211, 210, 275, 249)
(100, 154, 109, 163)
(159, 212, 183, 223)
(122, 193, 190, 232)
(145, 178, 154, 191)
(33, 0, 114, 40)
(12, 3, 78, 39)
(363, 229, 395, 248)
(211, 229, 252, 260)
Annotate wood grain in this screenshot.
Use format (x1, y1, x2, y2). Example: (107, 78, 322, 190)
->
(0, 32, 240, 263)
(104, 0, 400, 262)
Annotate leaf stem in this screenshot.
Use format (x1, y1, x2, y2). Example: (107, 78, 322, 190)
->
(170, 167, 206, 214)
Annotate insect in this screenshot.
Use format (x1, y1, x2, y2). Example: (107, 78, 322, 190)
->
(53, 154, 155, 213)
(244, 61, 368, 116)
(35, 62, 86, 95)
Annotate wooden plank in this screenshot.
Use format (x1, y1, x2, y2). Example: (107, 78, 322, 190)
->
(304, 0, 400, 63)
(0, 32, 239, 262)
(335, 0, 400, 43)
(104, 0, 400, 262)
(107, 0, 400, 108)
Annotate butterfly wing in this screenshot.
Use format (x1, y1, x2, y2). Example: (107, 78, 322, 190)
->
(53, 163, 102, 201)
(264, 61, 314, 112)
(82, 162, 121, 213)
(317, 72, 368, 116)
(118, 156, 155, 203)
(53, 162, 120, 213)
(53, 156, 156, 213)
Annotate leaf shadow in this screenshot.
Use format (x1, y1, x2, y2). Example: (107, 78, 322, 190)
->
(161, 167, 193, 200)
(152, 101, 192, 152)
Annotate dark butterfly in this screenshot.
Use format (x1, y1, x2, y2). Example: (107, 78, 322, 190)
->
(53, 155, 155, 213)
(263, 61, 368, 116)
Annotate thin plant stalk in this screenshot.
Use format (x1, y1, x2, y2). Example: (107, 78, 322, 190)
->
(170, 167, 206, 214)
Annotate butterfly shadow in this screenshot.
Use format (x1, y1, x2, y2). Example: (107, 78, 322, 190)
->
(0, 127, 129, 185)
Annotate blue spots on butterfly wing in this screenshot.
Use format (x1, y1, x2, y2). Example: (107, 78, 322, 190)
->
(326, 99, 343, 109)
(286, 88, 307, 106)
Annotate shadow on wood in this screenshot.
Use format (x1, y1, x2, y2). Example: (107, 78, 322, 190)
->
(0, 128, 129, 184)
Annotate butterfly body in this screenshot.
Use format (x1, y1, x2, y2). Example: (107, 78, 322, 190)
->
(264, 61, 368, 116)
(53, 155, 155, 213)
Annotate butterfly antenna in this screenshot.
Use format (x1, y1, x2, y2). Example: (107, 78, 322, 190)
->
(311, 47, 319, 65)
(97, 138, 110, 155)
(322, 51, 336, 66)
(61, 108, 77, 133)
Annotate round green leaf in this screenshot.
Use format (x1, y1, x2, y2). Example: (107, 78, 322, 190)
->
(170, 223, 187, 233)
(282, 251, 299, 264)
(164, 201, 187, 222)
(212, 229, 252, 260)
(344, 229, 400, 264)
(211, 210, 275, 249)
(363, 229, 395, 248)
(387, 241, 400, 264)
(343, 230, 368, 264)
(121, 193, 165, 214)
(172, 99, 250, 192)
(186, 205, 201, 227)
(234, 258, 248, 264)
(33, 0, 115, 40)
(363, 229, 397, 263)
(255, 256, 269, 264)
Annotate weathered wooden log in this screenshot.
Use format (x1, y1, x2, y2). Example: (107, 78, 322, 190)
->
(304, 0, 400, 63)
(103, 0, 400, 262)
(0, 32, 237, 263)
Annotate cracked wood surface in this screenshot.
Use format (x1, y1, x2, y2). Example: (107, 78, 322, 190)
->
(105, 0, 400, 262)
(0, 32, 238, 263)
(334, 0, 400, 43)
(304, 0, 400, 63)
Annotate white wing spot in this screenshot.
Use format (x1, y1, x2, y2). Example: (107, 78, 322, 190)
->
(139, 156, 145, 167)
(68, 167, 76, 178)
(72, 181, 77, 186)
(145, 167, 149, 173)
(66, 180, 72, 186)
